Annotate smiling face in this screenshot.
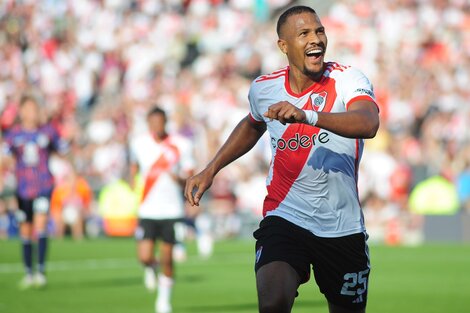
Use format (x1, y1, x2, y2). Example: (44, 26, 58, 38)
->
(277, 11, 327, 81)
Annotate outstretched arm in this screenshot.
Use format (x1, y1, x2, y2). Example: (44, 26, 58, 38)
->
(263, 100, 379, 139)
(184, 115, 266, 206)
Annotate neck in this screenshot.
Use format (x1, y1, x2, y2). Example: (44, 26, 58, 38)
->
(288, 65, 325, 94)
(152, 133, 168, 142)
(21, 121, 38, 131)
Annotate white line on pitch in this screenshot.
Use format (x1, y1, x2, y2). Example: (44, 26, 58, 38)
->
(0, 253, 252, 274)
(0, 258, 138, 274)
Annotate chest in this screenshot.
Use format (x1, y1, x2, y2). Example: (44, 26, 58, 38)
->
(12, 131, 51, 153)
(258, 84, 343, 122)
(135, 138, 180, 170)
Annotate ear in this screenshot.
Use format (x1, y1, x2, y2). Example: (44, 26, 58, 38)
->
(277, 39, 287, 55)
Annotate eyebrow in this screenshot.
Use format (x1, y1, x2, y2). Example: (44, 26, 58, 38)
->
(297, 26, 325, 35)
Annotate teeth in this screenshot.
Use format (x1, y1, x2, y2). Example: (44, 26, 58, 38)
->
(306, 49, 322, 55)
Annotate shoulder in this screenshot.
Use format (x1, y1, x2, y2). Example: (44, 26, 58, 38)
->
(40, 123, 60, 138)
(136, 132, 153, 144)
(4, 125, 21, 137)
(2, 125, 22, 145)
(250, 67, 288, 94)
(324, 61, 351, 73)
(131, 133, 152, 150)
(326, 63, 374, 97)
(325, 62, 370, 82)
(253, 67, 289, 84)
(168, 134, 192, 150)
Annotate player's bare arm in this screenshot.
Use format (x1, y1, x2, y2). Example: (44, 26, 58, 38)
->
(263, 99, 379, 138)
(129, 162, 139, 190)
(316, 100, 379, 138)
(184, 115, 266, 206)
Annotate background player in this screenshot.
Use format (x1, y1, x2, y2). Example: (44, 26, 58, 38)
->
(2, 94, 67, 289)
(130, 106, 195, 313)
(185, 5, 380, 313)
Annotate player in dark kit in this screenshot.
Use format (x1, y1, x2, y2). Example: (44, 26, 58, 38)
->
(185, 6, 379, 313)
(2, 94, 67, 289)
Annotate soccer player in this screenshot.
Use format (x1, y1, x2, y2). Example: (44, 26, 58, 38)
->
(185, 5, 379, 313)
(130, 106, 194, 313)
(2, 94, 67, 289)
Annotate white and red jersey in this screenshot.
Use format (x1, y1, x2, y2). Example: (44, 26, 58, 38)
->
(249, 62, 377, 237)
(130, 133, 195, 220)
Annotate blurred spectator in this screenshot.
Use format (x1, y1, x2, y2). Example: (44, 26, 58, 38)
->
(50, 166, 93, 240)
(409, 175, 460, 215)
(362, 192, 399, 245)
(206, 172, 240, 239)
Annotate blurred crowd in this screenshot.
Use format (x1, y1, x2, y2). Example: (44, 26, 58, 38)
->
(1, 0, 469, 244)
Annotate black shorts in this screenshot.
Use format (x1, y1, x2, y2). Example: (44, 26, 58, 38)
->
(16, 194, 51, 223)
(253, 216, 370, 310)
(135, 219, 179, 244)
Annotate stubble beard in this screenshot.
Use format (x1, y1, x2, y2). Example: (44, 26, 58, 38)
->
(302, 64, 324, 82)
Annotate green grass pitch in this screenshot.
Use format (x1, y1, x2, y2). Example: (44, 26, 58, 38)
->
(0, 238, 469, 313)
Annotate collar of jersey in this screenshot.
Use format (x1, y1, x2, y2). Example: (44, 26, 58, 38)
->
(284, 66, 327, 98)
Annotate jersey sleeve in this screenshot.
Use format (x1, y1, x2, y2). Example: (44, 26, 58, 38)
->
(48, 125, 69, 154)
(248, 81, 265, 123)
(2, 131, 13, 156)
(340, 67, 377, 110)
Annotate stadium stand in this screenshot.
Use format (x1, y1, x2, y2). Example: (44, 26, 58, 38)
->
(1, 0, 469, 243)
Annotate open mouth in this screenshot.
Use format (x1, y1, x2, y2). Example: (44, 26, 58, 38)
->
(306, 48, 323, 59)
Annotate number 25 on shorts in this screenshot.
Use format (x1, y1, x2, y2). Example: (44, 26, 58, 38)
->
(340, 269, 370, 296)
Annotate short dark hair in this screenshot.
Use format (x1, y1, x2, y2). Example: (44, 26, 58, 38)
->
(276, 5, 317, 37)
(147, 105, 166, 120)
(19, 93, 38, 106)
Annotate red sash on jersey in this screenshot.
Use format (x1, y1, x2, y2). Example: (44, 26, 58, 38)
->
(263, 78, 337, 216)
(141, 139, 180, 203)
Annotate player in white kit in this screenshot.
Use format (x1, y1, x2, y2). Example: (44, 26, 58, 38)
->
(130, 106, 194, 313)
(185, 5, 379, 313)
